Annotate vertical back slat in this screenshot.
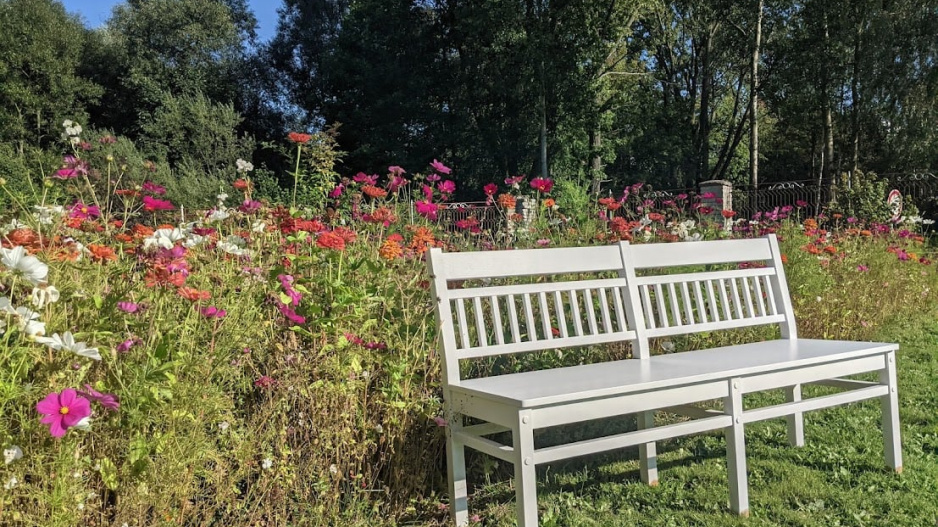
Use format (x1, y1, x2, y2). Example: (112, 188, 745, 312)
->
(507, 294, 521, 343)
(742, 277, 756, 318)
(668, 283, 683, 326)
(599, 288, 613, 333)
(680, 282, 694, 324)
(753, 276, 767, 317)
(705, 280, 720, 322)
(654, 284, 670, 328)
(523, 293, 538, 342)
(456, 299, 471, 349)
(554, 291, 569, 338)
(612, 286, 628, 332)
(693, 281, 708, 323)
(473, 296, 488, 347)
(490, 295, 505, 345)
(584, 289, 599, 335)
(538, 291, 553, 340)
(763, 276, 778, 316)
(641, 285, 657, 329)
(729, 278, 744, 319)
(718, 278, 732, 321)
(569, 290, 584, 336)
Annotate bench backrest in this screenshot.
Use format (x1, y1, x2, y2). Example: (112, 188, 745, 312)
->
(427, 245, 639, 387)
(621, 234, 796, 358)
(427, 234, 796, 387)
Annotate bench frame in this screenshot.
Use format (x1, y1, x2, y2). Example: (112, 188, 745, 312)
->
(428, 234, 902, 526)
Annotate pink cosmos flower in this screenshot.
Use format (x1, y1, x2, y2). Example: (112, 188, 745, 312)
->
(353, 172, 378, 185)
(141, 181, 166, 195)
(79, 384, 120, 412)
(388, 165, 406, 176)
(69, 202, 101, 220)
(857, 265, 869, 272)
(530, 177, 553, 193)
(438, 180, 456, 194)
(388, 175, 408, 192)
(433, 416, 447, 427)
(421, 185, 434, 201)
(200, 306, 227, 319)
(36, 389, 91, 438)
(483, 183, 498, 196)
(278, 274, 302, 306)
(276, 301, 306, 324)
(426, 173, 441, 183)
(504, 175, 525, 186)
(415, 200, 439, 221)
(142, 195, 175, 212)
(116, 338, 138, 353)
(54, 156, 90, 179)
(430, 159, 451, 175)
(328, 184, 345, 198)
(117, 301, 140, 313)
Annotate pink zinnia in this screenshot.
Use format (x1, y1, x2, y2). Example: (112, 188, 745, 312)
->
(328, 184, 345, 198)
(430, 159, 451, 175)
(79, 384, 120, 412)
(200, 306, 227, 319)
(421, 184, 434, 201)
(239, 199, 262, 213)
(117, 301, 140, 313)
(426, 173, 441, 183)
(353, 172, 378, 185)
(36, 389, 91, 438)
(276, 301, 306, 324)
(388, 165, 406, 176)
(415, 200, 439, 221)
(483, 183, 498, 196)
(530, 177, 553, 193)
(142, 195, 174, 211)
(388, 175, 408, 192)
(141, 181, 166, 195)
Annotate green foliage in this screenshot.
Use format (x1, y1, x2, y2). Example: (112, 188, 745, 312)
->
(830, 171, 893, 223)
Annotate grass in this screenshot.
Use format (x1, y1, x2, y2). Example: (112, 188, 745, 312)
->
(448, 314, 938, 527)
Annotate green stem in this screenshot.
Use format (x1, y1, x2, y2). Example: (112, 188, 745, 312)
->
(292, 144, 304, 209)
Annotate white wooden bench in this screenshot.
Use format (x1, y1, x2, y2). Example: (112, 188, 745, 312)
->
(427, 234, 902, 526)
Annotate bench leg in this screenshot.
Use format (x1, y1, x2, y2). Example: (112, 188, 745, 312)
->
(880, 351, 903, 473)
(725, 379, 750, 517)
(513, 410, 538, 527)
(446, 409, 470, 526)
(638, 410, 659, 486)
(785, 384, 805, 447)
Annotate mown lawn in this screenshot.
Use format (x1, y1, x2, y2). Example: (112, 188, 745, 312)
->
(443, 315, 938, 527)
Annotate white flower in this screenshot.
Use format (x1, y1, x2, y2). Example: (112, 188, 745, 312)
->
(143, 228, 187, 250)
(76, 502, 85, 511)
(182, 234, 206, 249)
(236, 159, 254, 173)
(0, 246, 49, 285)
(4, 476, 17, 490)
(1, 219, 27, 236)
(262, 458, 273, 470)
(661, 341, 675, 352)
(924, 219, 936, 225)
(33, 205, 65, 225)
(206, 208, 230, 222)
(218, 421, 230, 432)
(62, 119, 74, 128)
(216, 193, 229, 203)
(3, 445, 22, 465)
(217, 235, 251, 257)
(73, 417, 91, 431)
(14, 307, 45, 338)
(329, 464, 338, 475)
(0, 296, 14, 315)
(31, 284, 61, 309)
(35, 331, 101, 361)
(251, 220, 267, 233)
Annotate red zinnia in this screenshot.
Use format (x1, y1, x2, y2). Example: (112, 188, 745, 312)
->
(316, 232, 346, 251)
(288, 132, 312, 144)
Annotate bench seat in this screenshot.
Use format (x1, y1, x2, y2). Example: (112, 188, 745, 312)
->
(455, 339, 897, 408)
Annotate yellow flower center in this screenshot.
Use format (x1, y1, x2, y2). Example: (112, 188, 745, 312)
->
(59, 407, 69, 415)
(81, 207, 88, 214)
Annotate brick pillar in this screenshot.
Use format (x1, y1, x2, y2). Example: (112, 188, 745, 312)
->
(700, 180, 733, 230)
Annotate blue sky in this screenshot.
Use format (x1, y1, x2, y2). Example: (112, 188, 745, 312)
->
(60, 0, 281, 43)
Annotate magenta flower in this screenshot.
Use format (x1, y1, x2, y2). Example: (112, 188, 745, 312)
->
(426, 173, 441, 183)
(278, 274, 302, 306)
(415, 200, 439, 221)
(438, 180, 456, 194)
(54, 156, 89, 179)
(200, 306, 228, 319)
(276, 301, 306, 324)
(69, 202, 101, 220)
(430, 159, 452, 175)
(117, 301, 140, 313)
(388, 165, 406, 176)
(421, 185, 434, 201)
(352, 172, 378, 185)
(142, 195, 175, 212)
(530, 177, 553, 193)
(504, 175, 524, 186)
(483, 183, 497, 196)
(857, 265, 869, 272)
(79, 384, 120, 412)
(328, 184, 345, 198)
(141, 181, 166, 195)
(388, 175, 408, 192)
(36, 389, 91, 438)
(239, 199, 262, 213)
(796, 200, 809, 208)
(116, 338, 138, 353)
(254, 375, 276, 389)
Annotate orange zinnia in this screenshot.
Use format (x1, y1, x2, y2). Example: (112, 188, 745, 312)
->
(543, 198, 556, 208)
(177, 287, 211, 302)
(361, 185, 388, 199)
(88, 244, 118, 262)
(497, 193, 517, 210)
(287, 132, 312, 144)
(379, 239, 403, 260)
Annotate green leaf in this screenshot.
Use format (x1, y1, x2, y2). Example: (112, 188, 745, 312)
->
(98, 457, 119, 490)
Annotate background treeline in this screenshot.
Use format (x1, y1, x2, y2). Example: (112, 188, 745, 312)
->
(2, 0, 937, 200)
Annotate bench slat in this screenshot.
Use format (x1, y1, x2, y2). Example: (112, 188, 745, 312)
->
(631, 266, 776, 286)
(554, 291, 569, 338)
(628, 238, 773, 269)
(433, 245, 625, 280)
(456, 330, 638, 359)
(646, 314, 786, 338)
(444, 277, 628, 300)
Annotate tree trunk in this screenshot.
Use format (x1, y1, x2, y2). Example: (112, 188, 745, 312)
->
(850, 12, 862, 183)
(822, 12, 835, 200)
(750, 0, 763, 213)
(697, 30, 712, 184)
(590, 127, 603, 196)
(539, 88, 548, 178)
